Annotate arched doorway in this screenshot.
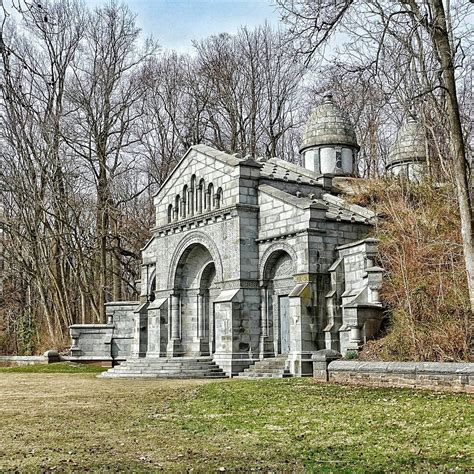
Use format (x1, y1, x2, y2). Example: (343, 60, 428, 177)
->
(262, 250, 295, 355)
(173, 243, 219, 356)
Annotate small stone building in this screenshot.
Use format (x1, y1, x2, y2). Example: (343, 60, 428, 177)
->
(70, 94, 386, 378)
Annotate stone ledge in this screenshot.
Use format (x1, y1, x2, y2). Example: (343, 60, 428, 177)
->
(329, 361, 473, 375)
(0, 355, 46, 366)
(324, 360, 473, 393)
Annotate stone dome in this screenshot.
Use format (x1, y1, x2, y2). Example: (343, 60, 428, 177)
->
(300, 94, 359, 153)
(387, 116, 426, 168)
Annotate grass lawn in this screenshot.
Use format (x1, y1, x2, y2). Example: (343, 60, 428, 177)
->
(0, 369, 472, 472)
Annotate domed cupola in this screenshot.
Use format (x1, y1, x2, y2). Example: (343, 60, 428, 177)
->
(386, 115, 426, 180)
(300, 93, 359, 176)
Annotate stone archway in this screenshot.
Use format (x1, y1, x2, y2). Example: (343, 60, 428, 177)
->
(170, 243, 220, 356)
(197, 261, 218, 355)
(261, 249, 296, 356)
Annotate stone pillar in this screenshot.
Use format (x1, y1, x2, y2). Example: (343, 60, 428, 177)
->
(171, 294, 180, 339)
(132, 313, 141, 357)
(167, 294, 182, 356)
(259, 286, 268, 359)
(312, 349, 342, 382)
(197, 293, 204, 338)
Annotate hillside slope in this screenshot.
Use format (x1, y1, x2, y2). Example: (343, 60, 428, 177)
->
(352, 180, 472, 362)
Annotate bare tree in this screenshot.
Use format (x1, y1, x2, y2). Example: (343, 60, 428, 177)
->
(276, 0, 474, 311)
(64, 2, 157, 321)
(0, 0, 86, 345)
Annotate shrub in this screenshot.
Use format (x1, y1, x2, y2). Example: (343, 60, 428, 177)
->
(353, 179, 472, 362)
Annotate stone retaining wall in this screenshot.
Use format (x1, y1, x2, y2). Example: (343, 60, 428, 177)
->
(0, 351, 60, 367)
(0, 355, 46, 367)
(315, 358, 473, 393)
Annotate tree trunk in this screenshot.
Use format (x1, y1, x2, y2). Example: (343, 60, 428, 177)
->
(428, 0, 474, 311)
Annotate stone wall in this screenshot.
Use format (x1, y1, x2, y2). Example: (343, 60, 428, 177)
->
(69, 302, 137, 366)
(313, 355, 473, 393)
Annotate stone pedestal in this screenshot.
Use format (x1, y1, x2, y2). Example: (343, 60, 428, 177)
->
(312, 349, 342, 382)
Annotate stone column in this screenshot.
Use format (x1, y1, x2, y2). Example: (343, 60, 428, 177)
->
(171, 294, 180, 340)
(197, 293, 204, 338)
(259, 286, 273, 359)
(167, 294, 182, 356)
(168, 295, 172, 340)
(261, 287, 268, 337)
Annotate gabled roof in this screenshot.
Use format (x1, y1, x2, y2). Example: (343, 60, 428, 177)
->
(154, 145, 240, 200)
(260, 181, 375, 224)
(259, 184, 326, 210)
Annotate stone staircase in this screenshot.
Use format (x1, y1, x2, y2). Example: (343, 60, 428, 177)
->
(99, 357, 228, 379)
(236, 354, 292, 378)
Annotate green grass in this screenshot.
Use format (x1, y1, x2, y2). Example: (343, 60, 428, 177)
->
(0, 361, 106, 373)
(0, 375, 472, 472)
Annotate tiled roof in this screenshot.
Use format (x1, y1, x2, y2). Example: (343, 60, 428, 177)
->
(300, 94, 359, 153)
(387, 117, 426, 166)
(259, 157, 323, 186)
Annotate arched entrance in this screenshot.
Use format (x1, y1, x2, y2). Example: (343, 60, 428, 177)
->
(172, 243, 220, 356)
(262, 249, 295, 355)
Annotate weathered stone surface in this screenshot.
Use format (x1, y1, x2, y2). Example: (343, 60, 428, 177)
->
(300, 94, 359, 152)
(324, 361, 473, 393)
(43, 350, 60, 363)
(70, 101, 387, 378)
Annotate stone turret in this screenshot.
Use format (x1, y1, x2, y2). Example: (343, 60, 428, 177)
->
(386, 115, 426, 180)
(300, 93, 359, 177)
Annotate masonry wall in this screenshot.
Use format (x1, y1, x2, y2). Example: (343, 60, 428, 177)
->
(323, 361, 473, 393)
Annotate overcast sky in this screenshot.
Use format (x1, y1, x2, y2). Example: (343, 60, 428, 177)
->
(84, 0, 281, 53)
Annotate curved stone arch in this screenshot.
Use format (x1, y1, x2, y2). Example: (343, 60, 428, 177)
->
(259, 242, 297, 282)
(147, 267, 157, 293)
(167, 231, 224, 289)
(198, 261, 217, 291)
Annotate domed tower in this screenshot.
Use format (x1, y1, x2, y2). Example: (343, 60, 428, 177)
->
(386, 115, 426, 180)
(300, 93, 359, 176)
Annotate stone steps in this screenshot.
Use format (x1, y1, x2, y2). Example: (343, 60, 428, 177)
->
(100, 357, 228, 379)
(236, 355, 292, 379)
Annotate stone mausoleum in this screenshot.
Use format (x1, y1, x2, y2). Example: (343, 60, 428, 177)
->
(69, 94, 405, 378)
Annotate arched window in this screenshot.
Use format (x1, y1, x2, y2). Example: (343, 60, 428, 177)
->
(148, 275, 156, 302)
(182, 185, 188, 218)
(190, 175, 196, 216)
(167, 204, 173, 223)
(207, 183, 214, 210)
(198, 179, 205, 212)
(174, 195, 180, 221)
(216, 187, 223, 209)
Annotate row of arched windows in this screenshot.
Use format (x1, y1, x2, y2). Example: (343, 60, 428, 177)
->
(167, 175, 223, 223)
